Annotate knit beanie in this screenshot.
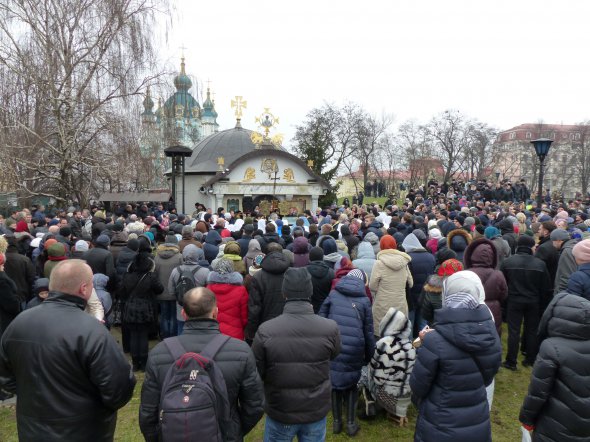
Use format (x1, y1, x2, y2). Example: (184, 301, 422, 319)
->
(517, 234, 536, 249)
(224, 241, 241, 256)
(429, 228, 442, 240)
(464, 217, 475, 227)
(213, 258, 234, 275)
(321, 238, 338, 255)
(550, 229, 570, 241)
(34, 277, 50, 294)
(282, 267, 313, 300)
(572, 239, 590, 263)
(95, 234, 110, 247)
(437, 258, 464, 277)
(309, 247, 324, 262)
(127, 238, 140, 252)
(74, 240, 89, 252)
(380, 235, 397, 250)
(435, 248, 457, 266)
(484, 226, 501, 240)
(165, 232, 178, 244)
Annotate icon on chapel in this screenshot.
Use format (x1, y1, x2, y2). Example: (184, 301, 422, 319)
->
(283, 168, 295, 183)
(261, 158, 278, 179)
(243, 167, 256, 182)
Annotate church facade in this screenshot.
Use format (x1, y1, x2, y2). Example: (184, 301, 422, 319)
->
(139, 59, 330, 215)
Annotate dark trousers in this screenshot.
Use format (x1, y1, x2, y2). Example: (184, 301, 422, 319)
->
(506, 301, 539, 365)
(128, 323, 150, 367)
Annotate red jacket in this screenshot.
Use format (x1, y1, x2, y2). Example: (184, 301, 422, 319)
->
(207, 279, 248, 340)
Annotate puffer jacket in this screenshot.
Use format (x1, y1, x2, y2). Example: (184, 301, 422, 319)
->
(566, 263, 590, 300)
(366, 220, 384, 238)
(203, 230, 222, 264)
(154, 244, 183, 301)
(352, 241, 376, 280)
(140, 320, 263, 442)
(464, 238, 508, 335)
(207, 271, 248, 340)
(410, 305, 502, 442)
(0, 292, 135, 441)
(554, 238, 580, 295)
(252, 300, 340, 424)
(245, 251, 290, 340)
(307, 260, 335, 313)
(369, 249, 413, 334)
(420, 274, 443, 325)
(319, 276, 375, 389)
(520, 293, 590, 442)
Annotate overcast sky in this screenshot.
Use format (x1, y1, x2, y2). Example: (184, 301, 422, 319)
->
(160, 0, 590, 146)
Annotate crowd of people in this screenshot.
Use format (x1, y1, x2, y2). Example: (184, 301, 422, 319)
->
(0, 181, 589, 441)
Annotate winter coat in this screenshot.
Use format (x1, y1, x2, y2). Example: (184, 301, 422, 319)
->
(410, 305, 502, 442)
(139, 320, 263, 442)
(0, 291, 135, 441)
(258, 232, 286, 254)
(252, 300, 340, 424)
(489, 236, 511, 269)
(352, 241, 377, 280)
(154, 244, 183, 302)
(246, 251, 290, 340)
(292, 237, 310, 268)
(519, 293, 590, 442)
(118, 257, 163, 324)
(108, 231, 128, 262)
(501, 248, 552, 305)
(420, 274, 443, 325)
(363, 232, 381, 256)
(535, 236, 559, 288)
(243, 239, 262, 270)
(447, 229, 472, 263)
(178, 237, 201, 253)
(307, 260, 335, 313)
(203, 230, 222, 264)
(4, 246, 35, 302)
(367, 220, 384, 238)
(114, 246, 137, 283)
(464, 238, 508, 335)
(554, 238, 579, 295)
(368, 307, 416, 401)
(237, 234, 253, 258)
(404, 241, 436, 312)
(369, 249, 413, 334)
(207, 271, 248, 340)
(0, 272, 20, 335)
(93, 273, 112, 325)
(84, 245, 116, 283)
(498, 219, 517, 254)
(566, 263, 590, 300)
(319, 276, 375, 389)
(223, 247, 247, 276)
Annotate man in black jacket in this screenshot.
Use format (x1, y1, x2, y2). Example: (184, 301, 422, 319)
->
(0, 259, 135, 441)
(84, 234, 116, 291)
(500, 235, 552, 370)
(534, 221, 559, 293)
(139, 287, 263, 442)
(3, 235, 35, 307)
(252, 268, 340, 441)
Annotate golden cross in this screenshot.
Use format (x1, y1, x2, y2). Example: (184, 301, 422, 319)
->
(231, 96, 247, 119)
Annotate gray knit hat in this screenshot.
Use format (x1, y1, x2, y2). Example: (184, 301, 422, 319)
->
(212, 258, 234, 275)
(282, 267, 312, 300)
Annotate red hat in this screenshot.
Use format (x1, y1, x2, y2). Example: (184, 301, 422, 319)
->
(15, 220, 29, 233)
(380, 234, 397, 250)
(44, 238, 58, 249)
(437, 259, 464, 277)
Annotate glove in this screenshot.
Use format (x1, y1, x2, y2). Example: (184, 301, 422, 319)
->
(521, 423, 535, 432)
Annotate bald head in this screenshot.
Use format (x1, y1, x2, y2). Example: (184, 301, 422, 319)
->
(48, 225, 60, 235)
(183, 287, 217, 319)
(49, 259, 93, 300)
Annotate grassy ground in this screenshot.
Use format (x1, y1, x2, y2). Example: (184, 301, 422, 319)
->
(0, 325, 531, 442)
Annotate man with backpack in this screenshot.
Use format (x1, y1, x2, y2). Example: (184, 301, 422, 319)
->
(139, 287, 264, 442)
(168, 244, 210, 335)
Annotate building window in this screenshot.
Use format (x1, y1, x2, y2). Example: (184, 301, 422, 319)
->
(510, 132, 516, 140)
(526, 132, 531, 139)
(576, 133, 581, 140)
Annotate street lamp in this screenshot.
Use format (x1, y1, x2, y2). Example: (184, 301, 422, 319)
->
(530, 138, 553, 207)
(165, 144, 193, 214)
(495, 170, 500, 182)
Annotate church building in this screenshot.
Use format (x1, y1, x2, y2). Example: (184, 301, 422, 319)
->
(139, 59, 330, 215)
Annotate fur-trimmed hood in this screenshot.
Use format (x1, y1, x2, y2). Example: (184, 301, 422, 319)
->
(376, 249, 411, 271)
(447, 228, 472, 253)
(423, 274, 443, 293)
(464, 238, 497, 269)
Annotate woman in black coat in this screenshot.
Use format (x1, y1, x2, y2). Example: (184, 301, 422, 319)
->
(0, 253, 20, 336)
(519, 293, 590, 441)
(118, 237, 163, 371)
(410, 270, 502, 442)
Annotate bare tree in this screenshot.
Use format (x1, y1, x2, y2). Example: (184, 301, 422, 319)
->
(462, 121, 499, 180)
(0, 0, 169, 207)
(396, 120, 433, 188)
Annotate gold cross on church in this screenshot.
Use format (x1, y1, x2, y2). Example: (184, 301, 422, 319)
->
(231, 96, 247, 119)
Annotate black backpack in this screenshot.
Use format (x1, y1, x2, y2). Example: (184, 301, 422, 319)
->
(174, 265, 199, 306)
(159, 335, 231, 442)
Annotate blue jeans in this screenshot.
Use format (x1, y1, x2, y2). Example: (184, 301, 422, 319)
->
(159, 301, 177, 339)
(263, 415, 326, 442)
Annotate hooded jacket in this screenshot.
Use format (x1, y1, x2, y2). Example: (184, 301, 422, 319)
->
(243, 239, 262, 270)
(363, 232, 381, 256)
(108, 230, 128, 262)
(566, 262, 590, 300)
(319, 276, 375, 389)
(292, 237, 310, 268)
(447, 229, 472, 264)
(223, 242, 247, 276)
(207, 271, 248, 340)
(410, 298, 501, 442)
(369, 249, 413, 334)
(464, 238, 508, 335)
(403, 233, 436, 311)
(352, 241, 377, 280)
(203, 230, 222, 264)
(368, 307, 416, 400)
(554, 238, 580, 295)
(520, 293, 590, 442)
(4, 242, 35, 303)
(307, 260, 335, 313)
(154, 243, 183, 302)
(93, 273, 112, 325)
(535, 235, 559, 288)
(115, 245, 137, 282)
(498, 218, 518, 254)
(420, 274, 444, 325)
(246, 251, 290, 340)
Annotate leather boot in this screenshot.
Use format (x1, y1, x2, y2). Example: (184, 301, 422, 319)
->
(346, 388, 360, 436)
(331, 389, 343, 434)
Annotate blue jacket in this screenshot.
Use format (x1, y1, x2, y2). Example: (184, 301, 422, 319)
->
(410, 305, 501, 442)
(319, 276, 375, 390)
(203, 230, 222, 264)
(407, 250, 436, 310)
(352, 242, 376, 280)
(566, 262, 590, 300)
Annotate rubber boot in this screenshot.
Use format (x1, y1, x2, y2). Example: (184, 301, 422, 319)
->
(346, 388, 360, 436)
(331, 390, 343, 434)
